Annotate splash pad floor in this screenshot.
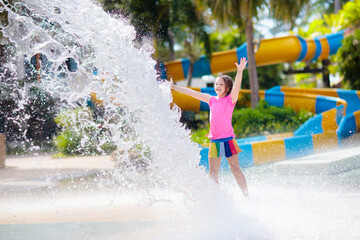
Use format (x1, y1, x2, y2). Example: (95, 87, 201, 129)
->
(0, 187, 188, 239)
(274, 145, 360, 175)
(1, 147, 360, 239)
(0, 155, 199, 239)
(0, 154, 114, 191)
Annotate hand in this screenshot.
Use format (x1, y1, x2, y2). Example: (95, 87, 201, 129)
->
(235, 57, 247, 72)
(169, 79, 175, 90)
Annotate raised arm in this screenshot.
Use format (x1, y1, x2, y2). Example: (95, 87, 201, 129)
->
(170, 80, 212, 103)
(230, 57, 247, 104)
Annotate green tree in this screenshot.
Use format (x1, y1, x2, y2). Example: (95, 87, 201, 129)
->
(171, 1, 211, 86)
(209, 27, 284, 89)
(197, 0, 310, 108)
(336, 0, 360, 89)
(209, 26, 247, 51)
(99, 0, 211, 86)
(296, 0, 360, 89)
(99, 0, 171, 60)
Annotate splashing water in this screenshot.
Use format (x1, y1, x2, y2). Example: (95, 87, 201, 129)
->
(1, 0, 199, 185)
(0, 0, 268, 239)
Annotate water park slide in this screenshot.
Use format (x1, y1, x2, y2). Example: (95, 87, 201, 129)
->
(181, 87, 360, 169)
(159, 30, 347, 81)
(164, 30, 360, 169)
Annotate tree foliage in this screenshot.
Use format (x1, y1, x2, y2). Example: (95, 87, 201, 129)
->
(99, 0, 170, 42)
(325, 0, 360, 89)
(336, 0, 360, 89)
(99, 0, 211, 63)
(338, 31, 360, 89)
(209, 26, 246, 51)
(209, 27, 284, 89)
(196, 0, 310, 107)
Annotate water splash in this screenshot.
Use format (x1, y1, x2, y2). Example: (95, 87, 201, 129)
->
(0, 0, 268, 239)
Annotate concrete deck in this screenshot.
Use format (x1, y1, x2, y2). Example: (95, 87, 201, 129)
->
(0, 154, 187, 226)
(274, 146, 360, 175)
(0, 154, 114, 191)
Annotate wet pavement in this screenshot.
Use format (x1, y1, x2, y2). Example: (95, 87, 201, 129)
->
(0, 154, 115, 191)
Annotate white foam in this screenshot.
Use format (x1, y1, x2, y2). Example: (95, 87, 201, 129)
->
(0, 1, 269, 239)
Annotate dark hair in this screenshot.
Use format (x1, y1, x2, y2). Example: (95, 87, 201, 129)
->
(217, 73, 233, 96)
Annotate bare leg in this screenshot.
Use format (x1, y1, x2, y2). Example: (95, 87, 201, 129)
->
(209, 157, 222, 184)
(226, 154, 249, 197)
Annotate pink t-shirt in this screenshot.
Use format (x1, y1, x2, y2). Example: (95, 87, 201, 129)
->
(207, 94, 236, 139)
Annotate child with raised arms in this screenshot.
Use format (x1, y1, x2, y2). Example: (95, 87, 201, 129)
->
(170, 57, 249, 197)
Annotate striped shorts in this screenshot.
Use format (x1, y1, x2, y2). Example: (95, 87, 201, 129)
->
(208, 137, 241, 158)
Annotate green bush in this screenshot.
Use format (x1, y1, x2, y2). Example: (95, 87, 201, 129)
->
(232, 100, 313, 138)
(54, 129, 82, 155)
(190, 127, 209, 145)
(191, 100, 314, 144)
(0, 83, 58, 154)
(54, 107, 116, 156)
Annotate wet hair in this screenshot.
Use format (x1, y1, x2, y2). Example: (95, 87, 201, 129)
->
(217, 73, 234, 96)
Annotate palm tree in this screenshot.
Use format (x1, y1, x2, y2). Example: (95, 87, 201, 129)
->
(100, 0, 211, 85)
(197, 0, 310, 108)
(171, 0, 211, 86)
(334, 0, 341, 13)
(100, 0, 171, 60)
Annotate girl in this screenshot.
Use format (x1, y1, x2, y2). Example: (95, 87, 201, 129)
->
(170, 57, 249, 197)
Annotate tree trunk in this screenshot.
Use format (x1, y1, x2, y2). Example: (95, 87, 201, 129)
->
(153, 35, 158, 59)
(186, 62, 194, 87)
(168, 28, 175, 61)
(322, 59, 330, 88)
(334, 0, 341, 13)
(245, 4, 259, 108)
(186, 33, 195, 87)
